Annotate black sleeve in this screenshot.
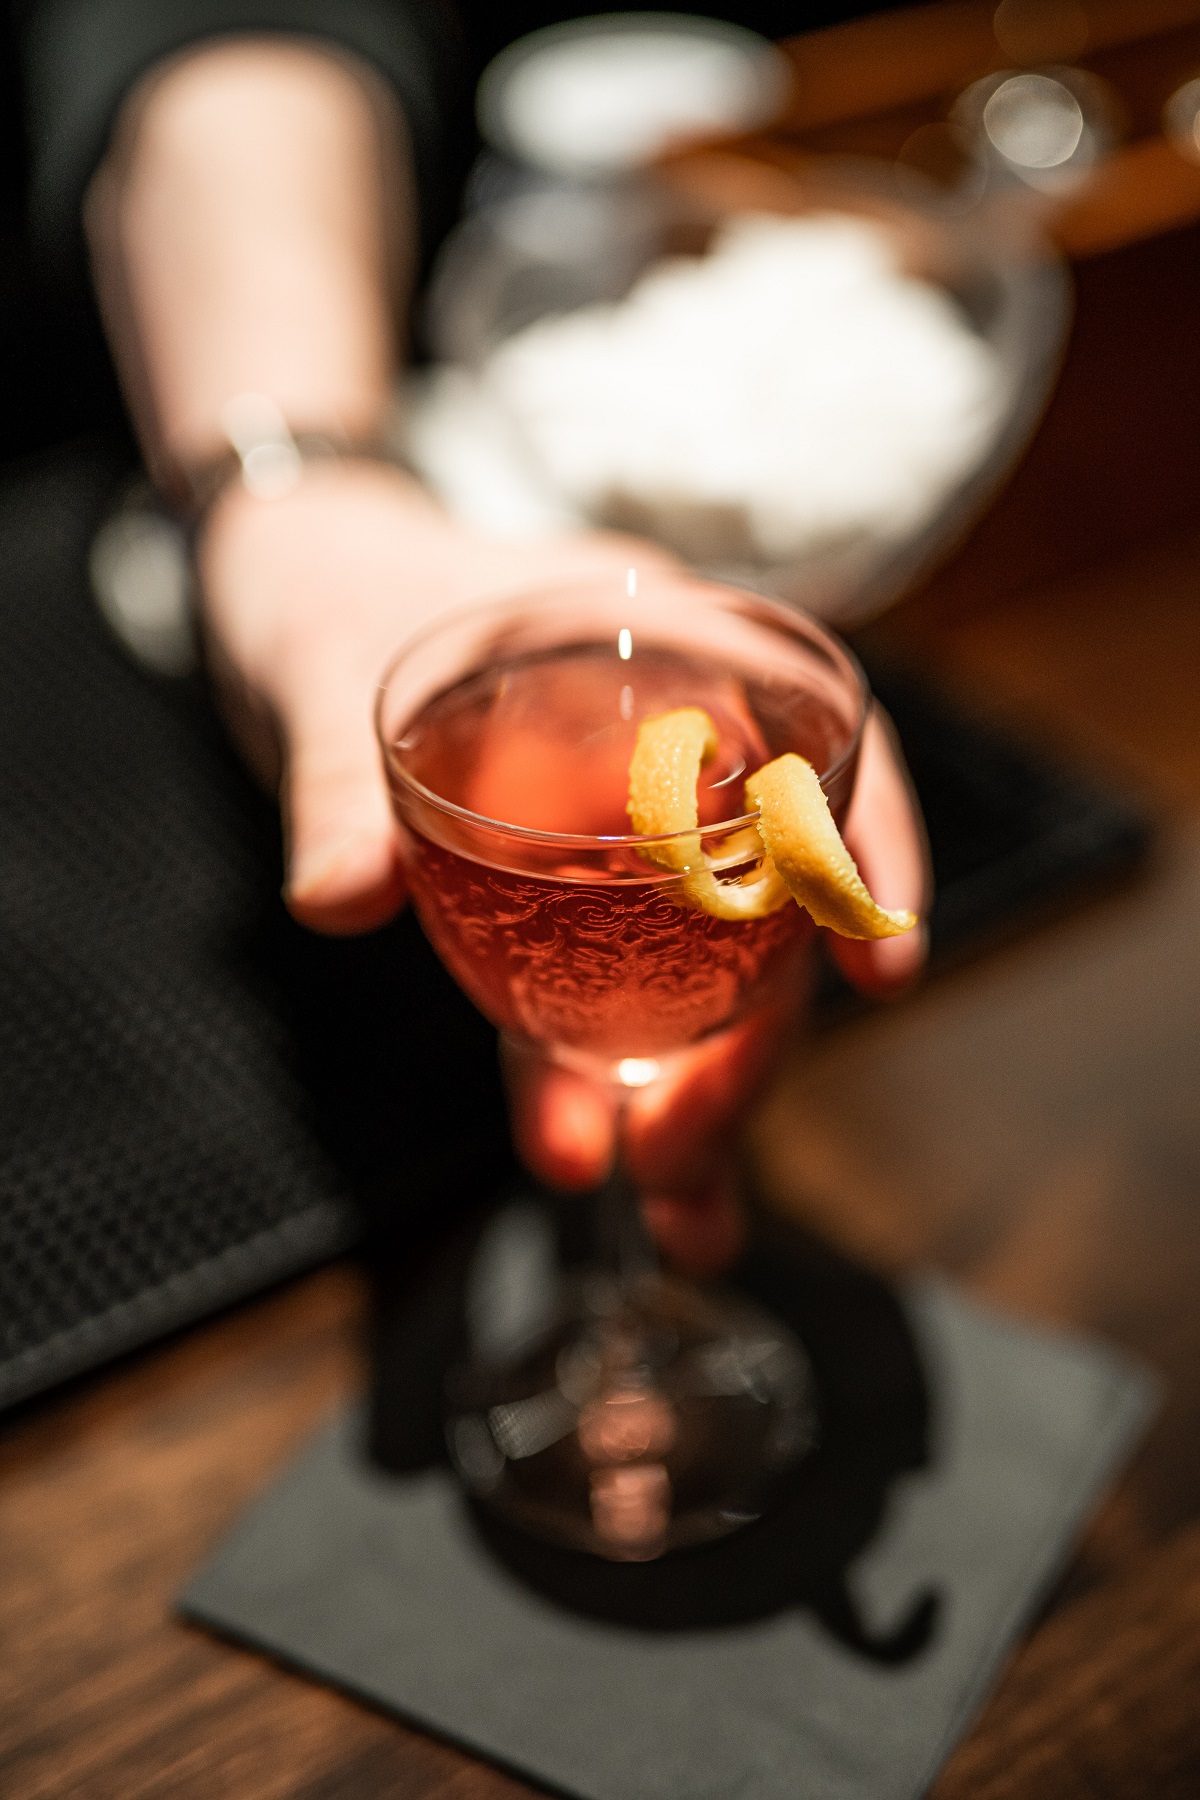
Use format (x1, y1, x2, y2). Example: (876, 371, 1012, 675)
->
(12, 0, 471, 273)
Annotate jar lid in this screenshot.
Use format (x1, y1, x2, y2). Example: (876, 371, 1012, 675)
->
(477, 13, 790, 178)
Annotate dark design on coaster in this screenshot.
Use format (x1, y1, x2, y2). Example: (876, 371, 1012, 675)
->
(369, 1197, 938, 1654)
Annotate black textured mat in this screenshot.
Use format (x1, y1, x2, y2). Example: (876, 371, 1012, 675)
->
(182, 1200, 1154, 1800)
(0, 447, 508, 1409)
(0, 445, 1152, 1412)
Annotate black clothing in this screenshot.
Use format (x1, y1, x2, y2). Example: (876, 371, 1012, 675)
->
(0, 0, 901, 458)
(13, 0, 467, 269)
(9, 0, 903, 269)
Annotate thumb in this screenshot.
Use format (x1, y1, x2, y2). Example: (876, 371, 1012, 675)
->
(502, 1036, 617, 1190)
(277, 656, 407, 935)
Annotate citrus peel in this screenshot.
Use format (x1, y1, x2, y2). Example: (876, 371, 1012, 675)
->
(627, 707, 917, 939)
(625, 708, 788, 920)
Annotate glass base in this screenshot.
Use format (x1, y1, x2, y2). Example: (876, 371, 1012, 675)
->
(446, 1271, 817, 1560)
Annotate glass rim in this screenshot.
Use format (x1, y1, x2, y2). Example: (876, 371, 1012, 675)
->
(374, 578, 871, 852)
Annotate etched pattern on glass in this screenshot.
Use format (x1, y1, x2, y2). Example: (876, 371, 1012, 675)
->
(406, 835, 809, 1056)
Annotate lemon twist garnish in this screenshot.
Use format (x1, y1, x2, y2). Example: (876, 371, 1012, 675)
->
(627, 707, 917, 939)
(626, 708, 788, 920)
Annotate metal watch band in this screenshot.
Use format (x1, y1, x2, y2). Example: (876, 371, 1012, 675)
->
(183, 393, 396, 519)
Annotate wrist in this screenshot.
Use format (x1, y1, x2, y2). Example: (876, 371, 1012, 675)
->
(193, 449, 442, 608)
(174, 392, 399, 518)
(89, 38, 411, 494)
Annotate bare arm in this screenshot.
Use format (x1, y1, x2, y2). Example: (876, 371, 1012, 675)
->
(86, 38, 408, 485)
(84, 39, 674, 932)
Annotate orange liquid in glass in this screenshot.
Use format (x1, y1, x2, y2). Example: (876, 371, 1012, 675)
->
(391, 645, 852, 1059)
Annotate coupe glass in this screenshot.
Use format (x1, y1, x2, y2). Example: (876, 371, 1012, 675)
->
(376, 573, 868, 1559)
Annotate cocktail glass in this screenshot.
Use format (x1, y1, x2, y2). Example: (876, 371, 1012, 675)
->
(376, 573, 868, 1559)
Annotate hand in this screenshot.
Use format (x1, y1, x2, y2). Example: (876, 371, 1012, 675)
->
(195, 458, 678, 931)
(197, 468, 929, 1270)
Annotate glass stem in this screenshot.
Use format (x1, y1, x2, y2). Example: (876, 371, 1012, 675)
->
(599, 1091, 657, 1285)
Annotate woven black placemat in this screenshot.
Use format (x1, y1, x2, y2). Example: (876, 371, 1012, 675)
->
(0, 446, 508, 1409)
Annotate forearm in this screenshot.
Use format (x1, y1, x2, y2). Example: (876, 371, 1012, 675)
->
(84, 39, 415, 489)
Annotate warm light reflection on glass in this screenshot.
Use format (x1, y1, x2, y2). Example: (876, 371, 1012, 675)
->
(577, 1388, 677, 1463)
(589, 1463, 671, 1556)
(617, 1056, 660, 1086)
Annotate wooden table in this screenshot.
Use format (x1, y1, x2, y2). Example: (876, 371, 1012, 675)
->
(5, 231, 1200, 1800)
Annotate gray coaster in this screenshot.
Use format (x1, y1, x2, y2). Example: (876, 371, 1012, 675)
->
(181, 1272, 1153, 1800)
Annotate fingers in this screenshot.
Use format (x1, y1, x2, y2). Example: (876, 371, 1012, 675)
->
(276, 653, 407, 934)
(503, 1040, 615, 1190)
(623, 1005, 790, 1273)
(641, 1166, 746, 1278)
(194, 475, 410, 936)
(507, 997, 796, 1278)
(623, 1001, 794, 1192)
(508, 999, 794, 1198)
(507, 1047, 748, 1276)
(830, 705, 931, 997)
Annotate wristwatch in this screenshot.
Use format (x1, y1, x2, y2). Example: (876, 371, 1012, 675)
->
(183, 392, 397, 518)
(91, 394, 398, 675)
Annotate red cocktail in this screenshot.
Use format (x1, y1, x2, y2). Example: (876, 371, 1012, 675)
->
(383, 602, 860, 1067)
(377, 576, 867, 1557)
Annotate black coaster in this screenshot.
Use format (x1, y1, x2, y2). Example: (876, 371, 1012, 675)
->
(182, 1203, 1153, 1800)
